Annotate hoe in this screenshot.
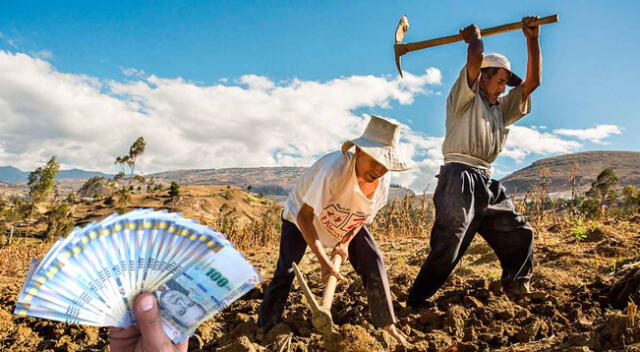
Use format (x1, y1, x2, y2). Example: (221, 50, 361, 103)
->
(292, 254, 343, 337)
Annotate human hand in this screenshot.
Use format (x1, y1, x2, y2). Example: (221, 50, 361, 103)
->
(459, 24, 481, 43)
(522, 16, 540, 39)
(382, 324, 410, 345)
(320, 261, 343, 283)
(330, 243, 349, 262)
(110, 292, 189, 352)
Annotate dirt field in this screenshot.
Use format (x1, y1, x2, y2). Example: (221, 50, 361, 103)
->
(2, 215, 640, 351)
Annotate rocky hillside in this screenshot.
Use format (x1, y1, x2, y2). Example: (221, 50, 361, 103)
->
(500, 151, 640, 196)
(150, 166, 414, 202)
(150, 167, 305, 196)
(69, 185, 277, 226)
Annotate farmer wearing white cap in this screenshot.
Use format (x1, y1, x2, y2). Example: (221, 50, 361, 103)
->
(258, 115, 411, 342)
(407, 17, 542, 310)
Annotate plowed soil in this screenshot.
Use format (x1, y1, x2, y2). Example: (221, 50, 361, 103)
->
(2, 219, 640, 351)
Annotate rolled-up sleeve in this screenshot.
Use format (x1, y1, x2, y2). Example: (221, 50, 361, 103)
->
(447, 65, 478, 117)
(501, 85, 532, 126)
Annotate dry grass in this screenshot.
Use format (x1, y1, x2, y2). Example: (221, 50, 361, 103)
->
(1, 184, 638, 280)
(200, 204, 283, 251)
(371, 193, 433, 239)
(0, 236, 50, 278)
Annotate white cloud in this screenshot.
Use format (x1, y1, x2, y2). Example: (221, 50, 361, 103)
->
(0, 50, 623, 193)
(238, 74, 275, 90)
(553, 124, 623, 144)
(0, 32, 18, 48)
(391, 130, 444, 192)
(32, 50, 53, 60)
(0, 51, 442, 190)
(502, 126, 583, 162)
(121, 67, 146, 77)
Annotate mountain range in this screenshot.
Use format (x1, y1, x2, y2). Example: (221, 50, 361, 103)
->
(500, 151, 640, 196)
(2, 151, 638, 199)
(0, 166, 112, 184)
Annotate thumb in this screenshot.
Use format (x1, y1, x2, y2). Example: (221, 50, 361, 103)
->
(134, 292, 174, 351)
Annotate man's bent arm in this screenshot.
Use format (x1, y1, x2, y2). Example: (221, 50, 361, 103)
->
(297, 203, 335, 270)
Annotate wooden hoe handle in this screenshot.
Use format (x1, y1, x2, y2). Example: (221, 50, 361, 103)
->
(321, 254, 343, 309)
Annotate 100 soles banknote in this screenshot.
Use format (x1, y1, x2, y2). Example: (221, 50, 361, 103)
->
(14, 209, 260, 343)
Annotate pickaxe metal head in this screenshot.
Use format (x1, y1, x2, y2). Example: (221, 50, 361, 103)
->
(394, 15, 409, 78)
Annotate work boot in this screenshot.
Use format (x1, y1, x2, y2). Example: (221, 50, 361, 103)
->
(502, 280, 531, 296)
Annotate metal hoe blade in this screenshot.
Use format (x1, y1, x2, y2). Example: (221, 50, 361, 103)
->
(292, 262, 334, 335)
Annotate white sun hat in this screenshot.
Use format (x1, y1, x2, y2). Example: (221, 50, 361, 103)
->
(481, 52, 522, 87)
(341, 115, 413, 172)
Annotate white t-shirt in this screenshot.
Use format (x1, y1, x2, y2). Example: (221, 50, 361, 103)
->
(283, 151, 390, 247)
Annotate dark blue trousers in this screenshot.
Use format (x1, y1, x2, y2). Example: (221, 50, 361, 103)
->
(258, 218, 396, 329)
(408, 162, 534, 304)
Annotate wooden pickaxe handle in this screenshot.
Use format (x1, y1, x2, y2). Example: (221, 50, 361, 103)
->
(398, 14, 558, 55)
(321, 254, 343, 309)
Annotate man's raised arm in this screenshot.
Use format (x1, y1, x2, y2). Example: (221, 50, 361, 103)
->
(459, 24, 484, 88)
(521, 16, 542, 99)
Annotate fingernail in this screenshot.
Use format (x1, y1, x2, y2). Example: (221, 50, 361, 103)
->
(140, 295, 155, 312)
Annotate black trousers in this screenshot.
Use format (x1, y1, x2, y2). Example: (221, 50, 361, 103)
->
(408, 162, 534, 304)
(258, 218, 396, 329)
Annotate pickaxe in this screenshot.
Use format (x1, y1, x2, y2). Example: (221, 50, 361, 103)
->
(292, 254, 343, 336)
(394, 14, 559, 77)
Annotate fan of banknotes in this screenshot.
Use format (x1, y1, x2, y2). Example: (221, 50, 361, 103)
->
(13, 209, 260, 343)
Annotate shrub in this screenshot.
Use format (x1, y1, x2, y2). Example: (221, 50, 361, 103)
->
(42, 202, 74, 240)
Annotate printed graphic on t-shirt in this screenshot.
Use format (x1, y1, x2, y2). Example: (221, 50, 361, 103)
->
(319, 204, 367, 241)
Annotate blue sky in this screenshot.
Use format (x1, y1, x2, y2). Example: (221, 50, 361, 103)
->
(0, 0, 637, 191)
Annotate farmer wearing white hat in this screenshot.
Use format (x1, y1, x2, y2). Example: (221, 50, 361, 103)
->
(258, 115, 411, 342)
(407, 16, 542, 310)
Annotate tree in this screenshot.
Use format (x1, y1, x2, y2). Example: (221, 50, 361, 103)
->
(169, 181, 180, 198)
(536, 167, 551, 220)
(623, 185, 640, 214)
(115, 136, 146, 183)
(27, 156, 60, 204)
(586, 168, 619, 217)
(43, 202, 74, 240)
(133, 174, 146, 185)
(115, 186, 131, 214)
(114, 137, 146, 212)
(79, 177, 111, 198)
(168, 181, 180, 211)
(569, 162, 581, 201)
(146, 177, 157, 193)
